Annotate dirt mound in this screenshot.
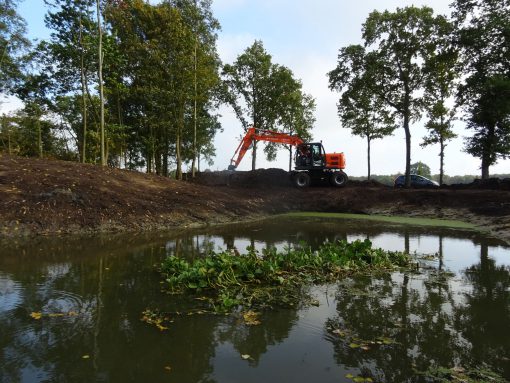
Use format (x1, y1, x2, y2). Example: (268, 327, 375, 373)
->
(1, 155, 510, 243)
(191, 168, 293, 188)
(191, 169, 390, 189)
(447, 178, 510, 190)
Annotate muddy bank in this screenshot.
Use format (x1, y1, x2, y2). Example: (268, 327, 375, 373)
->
(1, 155, 509, 243)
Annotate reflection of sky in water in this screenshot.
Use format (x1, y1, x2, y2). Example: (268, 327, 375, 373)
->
(0, 274, 23, 313)
(174, 232, 510, 275)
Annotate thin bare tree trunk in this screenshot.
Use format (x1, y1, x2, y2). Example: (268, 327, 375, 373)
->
(191, 1, 198, 177)
(37, 119, 42, 158)
(79, 14, 88, 163)
(97, 0, 106, 166)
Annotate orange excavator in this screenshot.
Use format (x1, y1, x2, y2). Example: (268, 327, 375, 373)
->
(228, 126, 348, 187)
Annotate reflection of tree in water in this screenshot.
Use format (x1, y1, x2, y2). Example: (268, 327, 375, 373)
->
(327, 237, 510, 382)
(455, 243, 510, 379)
(0, 245, 220, 383)
(326, 269, 473, 382)
(217, 308, 299, 366)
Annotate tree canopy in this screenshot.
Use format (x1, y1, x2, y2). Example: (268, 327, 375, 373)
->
(222, 40, 315, 170)
(453, 0, 510, 178)
(0, 0, 30, 94)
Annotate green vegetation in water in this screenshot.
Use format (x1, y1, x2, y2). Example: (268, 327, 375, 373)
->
(282, 212, 477, 230)
(160, 239, 411, 312)
(418, 366, 507, 383)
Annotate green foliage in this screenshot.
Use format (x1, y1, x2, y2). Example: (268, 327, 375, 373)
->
(0, 108, 73, 159)
(161, 240, 411, 311)
(410, 161, 432, 178)
(420, 366, 507, 383)
(107, 0, 221, 175)
(453, 0, 510, 178)
(360, 6, 451, 186)
(0, 0, 30, 94)
(421, 24, 459, 185)
(463, 75, 510, 177)
(222, 40, 315, 170)
(329, 45, 396, 179)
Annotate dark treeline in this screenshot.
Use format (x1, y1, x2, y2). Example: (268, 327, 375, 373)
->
(0, 0, 508, 180)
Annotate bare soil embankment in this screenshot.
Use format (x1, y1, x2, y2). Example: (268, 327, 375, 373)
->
(1, 155, 509, 243)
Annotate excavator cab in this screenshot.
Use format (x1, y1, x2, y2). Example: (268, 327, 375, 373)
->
(295, 143, 325, 169)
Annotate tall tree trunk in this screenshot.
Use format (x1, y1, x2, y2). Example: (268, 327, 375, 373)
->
(481, 125, 495, 180)
(439, 137, 445, 186)
(288, 146, 292, 172)
(191, 7, 198, 178)
(79, 14, 88, 164)
(403, 111, 411, 188)
(37, 119, 42, 158)
(366, 134, 371, 180)
(97, 0, 106, 166)
(251, 140, 257, 171)
(163, 125, 169, 177)
(481, 155, 490, 180)
(176, 107, 184, 180)
(116, 91, 123, 168)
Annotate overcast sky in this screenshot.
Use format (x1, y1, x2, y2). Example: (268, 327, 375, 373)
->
(10, 0, 510, 176)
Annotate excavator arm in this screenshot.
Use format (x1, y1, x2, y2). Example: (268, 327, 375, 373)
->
(228, 126, 304, 170)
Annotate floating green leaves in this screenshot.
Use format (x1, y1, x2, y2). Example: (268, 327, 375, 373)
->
(141, 309, 174, 331)
(419, 366, 507, 383)
(160, 239, 411, 312)
(345, 373, 374, 382)
(328, 325, 397, 353)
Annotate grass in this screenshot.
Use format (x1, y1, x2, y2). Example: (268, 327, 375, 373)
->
(281, 212, 477, 230)
(160, 239, 411, 312)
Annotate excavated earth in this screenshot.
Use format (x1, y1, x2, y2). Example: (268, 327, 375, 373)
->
(1, 154, 510, 243)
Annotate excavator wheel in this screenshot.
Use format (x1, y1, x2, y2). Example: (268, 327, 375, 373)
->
(330, 171, 348, 187)
(293, 172, 311, 188)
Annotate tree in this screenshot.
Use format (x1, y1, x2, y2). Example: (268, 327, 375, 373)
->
(222, 41, 276, 171)
(410, 161, 431, 178)
(421, 29, 458, 185)
(362, 7, 450, 187)
(223, 41, 314, 171)
(463, 76, 510, 177)
(329, 45, 395, 180)
(0, 0, 30, 95)
(452, 0, 510, 179)
(38, 0, 98, 162)
(107, 0, 221, 178)
(96, 0, 106, 165)
(269, 64, 315, 171)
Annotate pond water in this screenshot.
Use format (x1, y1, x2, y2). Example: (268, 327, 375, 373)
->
(1, 217, 509, 383)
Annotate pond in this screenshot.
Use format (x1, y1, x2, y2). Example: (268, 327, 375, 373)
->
(1, 217, 509, 383)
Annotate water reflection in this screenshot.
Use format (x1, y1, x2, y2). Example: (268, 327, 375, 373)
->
(327, 242, 510, 381)
(0, 217, 509, 382)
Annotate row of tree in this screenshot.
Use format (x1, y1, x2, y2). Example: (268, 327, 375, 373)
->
(0, 0, 315, 177)
(1, 0, 508, 180)
(329, 0, 510, 184)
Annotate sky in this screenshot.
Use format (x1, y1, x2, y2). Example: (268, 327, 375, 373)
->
(7, 0, 510, 177)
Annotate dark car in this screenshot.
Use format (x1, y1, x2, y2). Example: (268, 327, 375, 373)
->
(394, 174, 439, 188)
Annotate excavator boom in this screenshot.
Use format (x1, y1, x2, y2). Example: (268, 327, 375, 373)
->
(229, 127, 304, 170)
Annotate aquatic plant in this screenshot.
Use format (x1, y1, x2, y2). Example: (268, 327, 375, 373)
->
(160, 239, 411, 311)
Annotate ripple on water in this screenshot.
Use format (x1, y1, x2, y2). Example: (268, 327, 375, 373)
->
(42, 289, 85, 314)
